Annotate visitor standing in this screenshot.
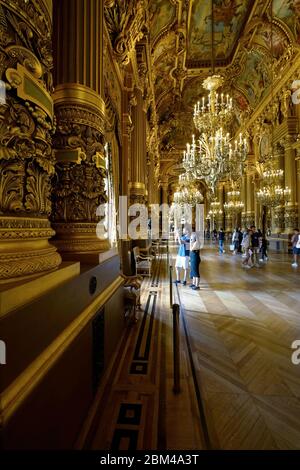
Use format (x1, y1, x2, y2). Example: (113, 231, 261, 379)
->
(175, 226, 191, 285)
(238, 228, 243, 254)
(291, 228, 300, 267)
(232, 228, 240, 254)
(259, 232, 269, 262)
(242, 228, 253, 268)
(189, 232, 201, 290)
(251, 225, 260, 267)
(174, 228, 181, 244)
(218, 228, 225, 254)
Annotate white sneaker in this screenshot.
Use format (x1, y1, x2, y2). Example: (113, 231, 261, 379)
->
(259, 258, 264, 262)
(292, 262, 298, 267)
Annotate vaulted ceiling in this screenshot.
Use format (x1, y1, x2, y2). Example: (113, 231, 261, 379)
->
(104, 0, 300, 186)
(148, 0, 299, 180)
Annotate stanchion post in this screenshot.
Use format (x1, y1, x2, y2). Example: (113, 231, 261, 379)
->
(169, 265, 173, 307)
(172, 303, 180, 394)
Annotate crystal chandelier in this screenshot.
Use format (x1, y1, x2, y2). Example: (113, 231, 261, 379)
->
(224, 189, 244, 214)
(182, 0, 247, 193)
(173, 174, 203, 206)
(193, 75, 233, 137)
(209, 199, 223, 216)
(256, 169, 291, 207)
(183, 131, 248, 193)
(207, 199, 223, 230)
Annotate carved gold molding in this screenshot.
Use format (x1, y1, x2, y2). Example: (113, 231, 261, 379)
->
(0, 0, 61, 281)
(6, 63, 53, 120)
(0, 217, 61, 282)
(129, 182, 146, 190)
(53, 83, 106, 118)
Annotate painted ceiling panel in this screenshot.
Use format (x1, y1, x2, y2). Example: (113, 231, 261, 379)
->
(187, 0, 252, 65)
(154, 53, 174, 98)
(273, 0, 300, 43)
(228, 50, 271, 109)
(150, 0, 176, 42)
(152, 31, 176, 63)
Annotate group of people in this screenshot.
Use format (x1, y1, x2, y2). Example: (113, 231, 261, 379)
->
(239, 226, 268, 268)
(174, 226, 201, 290)
(173, 226, 300, 285)
(214, 226, 268, 267)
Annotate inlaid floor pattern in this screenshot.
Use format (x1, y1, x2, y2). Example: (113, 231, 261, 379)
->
(85, 245, 300, 450)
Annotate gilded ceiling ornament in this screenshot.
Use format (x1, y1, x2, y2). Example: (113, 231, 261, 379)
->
(105, 0, 146, 66)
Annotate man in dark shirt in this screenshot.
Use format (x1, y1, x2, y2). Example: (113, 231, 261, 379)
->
(250, 225, 260, 266)
(218, 228, 225, 254)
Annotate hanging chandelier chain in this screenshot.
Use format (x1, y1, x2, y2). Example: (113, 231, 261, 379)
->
(211, 0, 215, 75)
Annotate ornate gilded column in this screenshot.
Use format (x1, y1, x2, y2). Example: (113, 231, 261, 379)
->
(241, 175, 247, 228)
(129, 88, 147, 204)
(0, 0, 61, 281)
(160, 180, 169, 205)
(216, 182, 224, 230)
(283, 136, 298, 233)
(244, 168, 255, 227)
(224, 182, 232, 233)
(296, 146, 300, 227)
(254, 177, 261, 229)
(272, 144, 285, 234)
(121, 87, 133, 198)
(52, 0, 109, 260)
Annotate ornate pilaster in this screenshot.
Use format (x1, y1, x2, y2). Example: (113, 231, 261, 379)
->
(241, 175, 247, 228)
(282, 136, 298, 233)
(121, 84, 134, 198)
(297, 149, 300, 227)
(242, 164, 255, 228)
(160, 181, 169, 206)
(129, 87, 147, 205)
(52, 0, 110, 259)
(0, 0, 61, 281)
(273, 206, 285, 233)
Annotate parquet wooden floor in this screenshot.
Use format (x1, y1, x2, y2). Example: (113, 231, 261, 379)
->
(83, 244, 300, 450)
(173, 245, 300, 450)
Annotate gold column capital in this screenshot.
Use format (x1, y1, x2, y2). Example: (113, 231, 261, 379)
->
(53, 83, 106, 118)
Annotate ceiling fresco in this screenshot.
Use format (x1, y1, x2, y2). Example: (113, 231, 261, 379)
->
(153, 53, 175, 100)
(234, 49, 272, 108)
(251, 21, 290, 58)
(104, 0, 300, 188)
(152, 31, 176, 63)
(187, 0, 253, 66)
(150, 2, 295, 126)
(273, 0, 300, 43)
(149, 0, 176, 42)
